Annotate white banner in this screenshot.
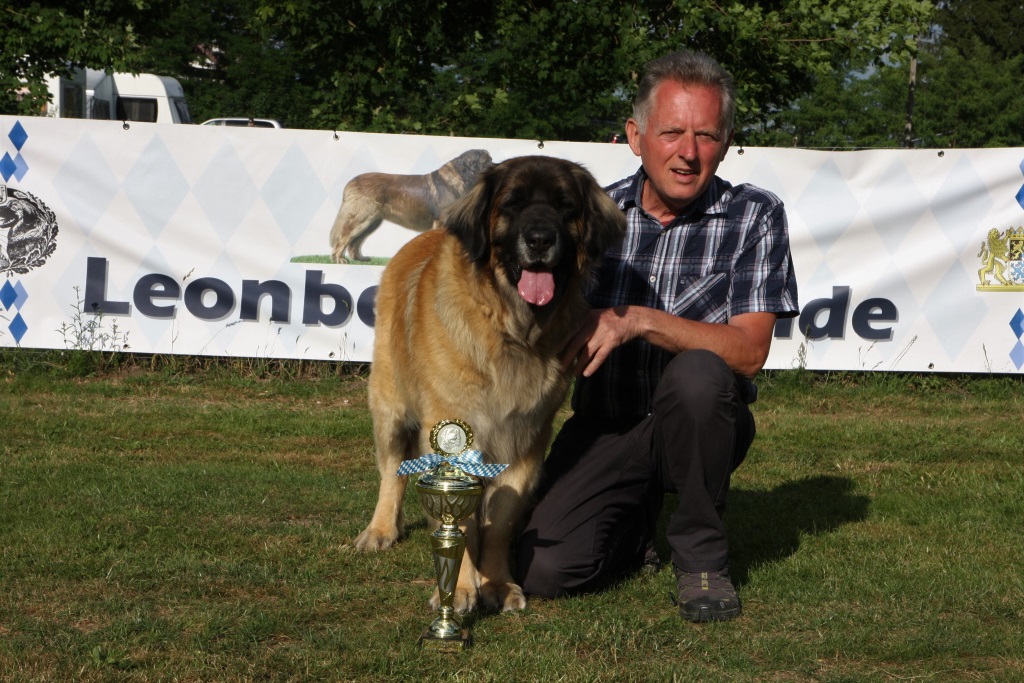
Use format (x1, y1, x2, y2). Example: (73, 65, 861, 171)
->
(2, 116, 1022, 372)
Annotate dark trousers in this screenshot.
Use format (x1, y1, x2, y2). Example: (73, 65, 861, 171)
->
(515, 349, 756, 598)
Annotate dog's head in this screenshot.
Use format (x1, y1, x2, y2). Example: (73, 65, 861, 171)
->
(449, 149, 494, 186)
(442, 155, 625, 309)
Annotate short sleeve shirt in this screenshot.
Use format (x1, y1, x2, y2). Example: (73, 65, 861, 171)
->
(572, 167, 799, 419)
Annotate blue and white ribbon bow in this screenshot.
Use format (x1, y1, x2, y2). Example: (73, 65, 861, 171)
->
(396, 449, 509, 478)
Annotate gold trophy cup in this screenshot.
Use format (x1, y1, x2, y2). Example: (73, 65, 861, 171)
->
(411, 419, 484, 650)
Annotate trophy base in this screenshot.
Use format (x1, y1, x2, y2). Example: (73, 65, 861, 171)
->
(418, 627, 473, 651)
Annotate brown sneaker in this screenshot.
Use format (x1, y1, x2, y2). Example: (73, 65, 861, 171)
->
(674, 565, 742, 622)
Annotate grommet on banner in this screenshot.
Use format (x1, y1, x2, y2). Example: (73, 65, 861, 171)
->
(937, 150, 945, 157)
(537, 141, 544, 149)
(122, 121, 130, 130)
(333, 131, 340, 140)
(737, 145, 745, 155)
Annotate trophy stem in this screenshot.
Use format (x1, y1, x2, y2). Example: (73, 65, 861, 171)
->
(414, 460, 482, 651)
(419, 523, 472, 649)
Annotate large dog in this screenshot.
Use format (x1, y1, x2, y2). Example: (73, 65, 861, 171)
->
(354, 155, 625, 613)
(329, 149, 493, 263)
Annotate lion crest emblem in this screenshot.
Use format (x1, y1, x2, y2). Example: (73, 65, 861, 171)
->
(977, 226, 1024, 291)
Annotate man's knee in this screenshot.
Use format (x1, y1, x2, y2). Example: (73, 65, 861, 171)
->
(654, 350, 736, 418)
(516, 541, 595, 599)
(517, 553, 565, 599)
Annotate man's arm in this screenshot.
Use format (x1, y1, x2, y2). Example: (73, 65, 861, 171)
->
(563, 306, 777, 379)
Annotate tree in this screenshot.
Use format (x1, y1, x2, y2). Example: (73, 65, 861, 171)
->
(747, 63, 909, 148)
(148, 0, 319, 128)
(936, 0, 1024, 60)
(4, 0, 935, 142)
(420, 1, 636, 140)
(240, 0, 934, 140)
(645, 0, 934, 140)
(754, 0, 1024, 149)
(0, 1, 148, 115)
(914, 35, 1024, 147)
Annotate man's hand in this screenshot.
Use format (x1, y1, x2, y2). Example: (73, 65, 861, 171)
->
(561, 306, 639, 377)
(561, 306, 778, 379)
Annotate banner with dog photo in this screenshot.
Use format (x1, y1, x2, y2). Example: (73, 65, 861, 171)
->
(1, 115, 1022, 373)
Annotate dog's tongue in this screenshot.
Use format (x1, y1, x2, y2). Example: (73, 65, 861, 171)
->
(518, 269, 555, 306)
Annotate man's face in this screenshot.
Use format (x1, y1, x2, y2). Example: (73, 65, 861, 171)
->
(625, 80, 733, 220)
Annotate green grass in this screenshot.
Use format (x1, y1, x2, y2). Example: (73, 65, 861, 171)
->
(2, 354, 1023, 681)
(291, 255, 390, 266)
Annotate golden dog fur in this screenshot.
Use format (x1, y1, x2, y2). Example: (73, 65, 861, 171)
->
(353, 155, 625, 613)
(329, 149, 492, 263)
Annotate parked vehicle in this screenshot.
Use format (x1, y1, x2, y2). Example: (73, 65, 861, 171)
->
(45, 69, 193, 124)
(200, 118, 282, 129)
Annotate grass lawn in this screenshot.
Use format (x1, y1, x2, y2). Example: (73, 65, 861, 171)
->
(1, 354, 1022, 682)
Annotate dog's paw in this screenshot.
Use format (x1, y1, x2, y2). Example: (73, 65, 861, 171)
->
(353, 525, 400, 551)
(430, 586, 479, 615)
(480, 581, 527, 613)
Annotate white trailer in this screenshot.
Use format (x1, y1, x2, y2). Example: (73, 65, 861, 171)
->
(45, 69, 193, 124)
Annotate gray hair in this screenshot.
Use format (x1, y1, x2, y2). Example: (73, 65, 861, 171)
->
(632, 50, 736, 135)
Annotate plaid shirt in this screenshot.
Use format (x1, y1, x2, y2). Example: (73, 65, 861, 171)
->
(572, 167, 799, 419)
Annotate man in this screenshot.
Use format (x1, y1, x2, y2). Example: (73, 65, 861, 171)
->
(515, 49, 799, 622)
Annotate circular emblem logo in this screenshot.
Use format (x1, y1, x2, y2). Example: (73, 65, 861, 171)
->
(0, 185, 58, 274)
(429, 419, 473, 456)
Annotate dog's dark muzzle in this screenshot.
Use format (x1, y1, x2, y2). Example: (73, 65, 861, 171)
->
(514, 205, 565, 266)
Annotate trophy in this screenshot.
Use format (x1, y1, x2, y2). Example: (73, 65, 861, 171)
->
(396, 419, 507, 650)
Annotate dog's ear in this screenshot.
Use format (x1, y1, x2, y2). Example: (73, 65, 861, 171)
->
(574, 165, 627, 264)
(441, 163, 498, 265)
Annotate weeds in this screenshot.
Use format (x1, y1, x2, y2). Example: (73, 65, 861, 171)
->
(57, 286, 130, 353)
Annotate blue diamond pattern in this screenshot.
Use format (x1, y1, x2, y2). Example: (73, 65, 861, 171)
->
(924, 262, 990, 359)
(934, 156, 993, 243)
(1011, 308, 1024, 339)
(12, 280, 27, 308)
(193, 143, 260, 240)
(1011, 340, 1024, 370)
(0, 280, 16, 309)
(12, 153, 27, 181)
(794, 159, 861, 256)
(1018, 157, 1024, 211)
(0, 152, 15, 182)
(9, 312, 27, 343)
(262, 142, 328, 242)
(123, 136, 189, 237)
(8, 121, 28, 150)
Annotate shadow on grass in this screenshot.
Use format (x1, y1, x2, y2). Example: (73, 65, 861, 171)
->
(405, 477, 866, 618)
(727, 475, 870, 586)
(652, 475, 869, 587)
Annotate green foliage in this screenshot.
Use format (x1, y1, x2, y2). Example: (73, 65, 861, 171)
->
(650, 0, 933, 138)
(914, 36, 1024, 148)
(3, 0, 934, 142)
(747, 62, 910, 148)
(164, 0, 320, 128)
(8, 1, 1018, 148)
(746, 0, 1024, 148)
(0, 1, 146, 115)
(937, 0, 1024, 60)
(237, 0, 935, 139)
